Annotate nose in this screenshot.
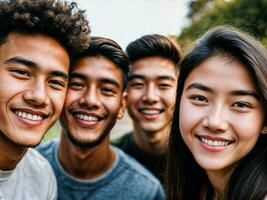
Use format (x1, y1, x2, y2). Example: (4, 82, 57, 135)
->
(142, 84, 159, 104)
(23, 80, 49, 107)
(202, 104, 229, 132)
(78, 86, 100, 110)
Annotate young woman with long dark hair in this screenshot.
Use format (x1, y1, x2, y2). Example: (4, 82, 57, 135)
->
(167, 26, 267, 200)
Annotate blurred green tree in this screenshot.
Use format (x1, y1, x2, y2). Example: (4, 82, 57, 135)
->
(179, 0, 267, 48)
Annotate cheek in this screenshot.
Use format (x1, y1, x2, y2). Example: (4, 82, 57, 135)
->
(104, 97, 121, 114)
(163, 90, 177, 108)
(64, 90, 81, 106)
(230, 112, 265, 142)
(0, 81, 28, 106)
(127, 89, 143, 104)
(50, 90, 67, 114)
(126, 96, 140, 110)
(0, 85, 11, 101)
(0, 76, 27, 94)
(179, 97, 204, 137)
(179, 97, 193, 137)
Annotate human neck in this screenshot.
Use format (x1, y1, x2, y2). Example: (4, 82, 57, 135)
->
(58, 134, 116, 180)
(0, 132, 27, 170)
(132, 127, 168, 155)
(206, 166, 236, 200)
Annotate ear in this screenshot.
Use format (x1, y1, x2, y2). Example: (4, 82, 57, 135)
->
(262, 126, 267, 134)
(117, 92, 127, 119)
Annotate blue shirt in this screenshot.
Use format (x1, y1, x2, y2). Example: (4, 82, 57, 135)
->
(37, 139, 165, 200)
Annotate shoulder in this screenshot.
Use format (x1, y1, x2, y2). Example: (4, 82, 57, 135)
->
(114, 147, 165, 199)
(22, 148, 55, 176)
(18, 148, 57, 199)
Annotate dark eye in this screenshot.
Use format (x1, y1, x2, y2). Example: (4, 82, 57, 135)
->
(159, 83, 172, 89)
(16, 70, 29, 75)
(130, 82, 144, 89)
(189, 95, 208, 106)
(69, 81, 84, 90)
(101, 87, 116, 96)
(11, 69, 30, 78)
(49, 79, 66, 90)
(232, 102, 249, 108)
(232, 101, 252, 112)
(191, 95, 207, 102)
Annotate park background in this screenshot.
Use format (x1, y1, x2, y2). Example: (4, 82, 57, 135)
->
(43, 0, 267, 141)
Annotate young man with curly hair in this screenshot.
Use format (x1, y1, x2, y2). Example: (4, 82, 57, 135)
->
(112, 34, 182, 183)
(0, 0, 90, 199)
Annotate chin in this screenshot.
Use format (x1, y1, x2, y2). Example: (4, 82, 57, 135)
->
(141, 125, 163, 134)
(13, 134, 44, 148)
(66, 131, 107, 148)
(197, 160, 227, 172)
(14, 139, 42, 148)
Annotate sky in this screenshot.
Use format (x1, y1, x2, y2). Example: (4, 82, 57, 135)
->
(76, 0, 189, 49)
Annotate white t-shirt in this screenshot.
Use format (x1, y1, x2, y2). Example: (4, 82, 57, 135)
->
(0, 148, 57, 200)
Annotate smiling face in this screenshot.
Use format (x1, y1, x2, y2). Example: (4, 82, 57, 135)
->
(179, 55, 266, 176)
(0, 32, 69, 147)
(60, 56, 125, 148)
(126, 56, 178, 135)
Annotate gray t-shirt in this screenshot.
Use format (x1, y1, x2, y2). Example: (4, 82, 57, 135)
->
(37, 139, 165, 200)
(0, 148, 57, 200)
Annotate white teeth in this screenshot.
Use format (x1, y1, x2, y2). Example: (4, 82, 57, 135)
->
(141, 109, 160, 115)
(22, 112, 26, 118)
(200, 137, 229, 147)
(15, 111, 43, 121)
(75, 114, 98, 122)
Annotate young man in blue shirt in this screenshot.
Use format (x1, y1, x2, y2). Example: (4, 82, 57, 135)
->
(38, 37, 165, 200)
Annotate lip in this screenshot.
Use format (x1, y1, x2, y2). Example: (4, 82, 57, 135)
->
(69, 109, 104, 129)
(11, 108, 49, 127)
(11, 108, 49, 117)
(138, 107, 164, 120)
(196, 135, 233, 153)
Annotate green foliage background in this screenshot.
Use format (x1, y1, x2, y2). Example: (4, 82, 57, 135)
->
(42, 122, 61, 142)
(179, 0, 267, 49)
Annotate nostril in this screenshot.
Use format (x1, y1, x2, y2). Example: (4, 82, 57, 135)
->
(202, 115, 228, 132)
(23, 89, 49, 107)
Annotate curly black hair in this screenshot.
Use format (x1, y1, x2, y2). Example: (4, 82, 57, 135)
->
(0, 0, 90, 55)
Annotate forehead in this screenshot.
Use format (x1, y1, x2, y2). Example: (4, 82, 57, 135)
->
(130, 56, 178, 79)
(185, 55, 257, 92)
(0, 32, 70, 72)
(72, 56, 124, 83)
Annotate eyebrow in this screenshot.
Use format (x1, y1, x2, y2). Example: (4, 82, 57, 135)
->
(186, 83, 212, 92)
(101, 78, 120, 89)
(6, 56, 69, 81)
(50, 71, 69, 81)
(5, 56, 38, 69)
(129, 74, 176, 81)
(186, 82, 259, 100)
(70, 72, 120, 89)
(230, 90, 259, 100)
(70, 72, 87, 80)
